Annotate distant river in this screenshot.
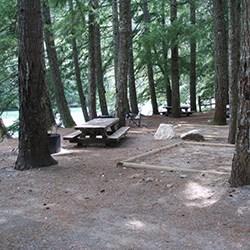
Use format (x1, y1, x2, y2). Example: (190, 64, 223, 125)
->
(2, 107, 85, 127)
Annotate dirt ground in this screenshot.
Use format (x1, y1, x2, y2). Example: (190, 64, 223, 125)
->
(0, 112, 249, 250)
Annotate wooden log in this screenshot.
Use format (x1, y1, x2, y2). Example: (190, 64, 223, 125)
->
(119, 161, 230, 175)
(183, 141, 235, 148)
(117, 141, 183, 166)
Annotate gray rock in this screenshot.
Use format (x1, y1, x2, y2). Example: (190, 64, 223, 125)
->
(180, 129, 205, 142)
(154, 124, 176, 140)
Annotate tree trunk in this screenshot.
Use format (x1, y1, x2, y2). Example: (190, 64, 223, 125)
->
(161, 1, 172, 106)
(116, 0, 130, 126)
(88, 0, 97, 119)
(44, 81, 56, 128)
(230, 0, 250, 187)
(128, 3, 139, 114)
(190, 0, 197, 112)
(69, 0, 89, 122)
(228, 0, 240, 144)
(94, 0, 109, 116)
(15, 0, 57, 170)
(142, 0, 159, 115)
(213, 0, 228, 125)
(43, 42, 55, 129)
(0, 118, 11, 139)
(43, 0, 75, 128)
(112, 0, 119, 93)
(171, 0, 180, 117)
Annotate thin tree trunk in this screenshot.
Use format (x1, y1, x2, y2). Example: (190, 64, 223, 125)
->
(228, 0, 240, 144)
(94, 0, 109, 116)
(112, 0, 119, 95)
(71, 37, 90, 121)
(213, 0, 228, 125)
(116, 0, 131, 126)
(69, 0, 89, 122)
(230, 0, 250, 187)
(171, 0, 180, 117)
(128, 3, 139, 114)
(43, 0, 75, 127)
(161, 1, 172, 106)
(15, 0, 57, 170)
(44, 81, 56, 128)
(162, 43, 172, 106)
(142, 0, 159, 115)
(88, 0, 97, 119)
(190, 0, 197, 112)
(43, 43, 55, 129)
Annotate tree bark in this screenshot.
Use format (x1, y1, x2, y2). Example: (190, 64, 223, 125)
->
(94, 0, 109, 116)
(116, 0, 131, 126)
(88, 0, 97, 119)
(230, 0, 250, 187)
(112, 0, 119, 93)
(0, 118, 11, 139)
(43, 0, 75, 128)
(213, 0, 229, 125)
(161, 1, 172, 106)
(142, 0, 159, 115)
(69, 0, 89, 122)
(228, 0, 240, 144)
(15, 0, 57, 170)
(190, 0, 197, 112)
(44, 81, 56, 128)
(171, 0, 180, 117)
(128, 2, 139, 114)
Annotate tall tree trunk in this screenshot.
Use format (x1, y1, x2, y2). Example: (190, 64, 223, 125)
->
(190, 0, 197, 112)
(161, 1, 172, 106)
(15, 0, 57, 170)
(228, 0, 240, 144)
(43, 42, 55, 129)
(69, 0, 89, 122)
(43, 0, 75, 127)
(230, 0, 250, 187)
(116, 0, 130, 126)
(142, 0, 159, 115)
(112, 0, 119, 93)
(171, 0, 180, 117)
(94, 0, 109, 116)
(213, 0, 229, 125)
(128, 2, 139, 114)
(88, 0, 97, 119)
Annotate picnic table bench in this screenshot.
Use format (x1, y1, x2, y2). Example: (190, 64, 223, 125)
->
(63, 118, 129, 146)
(160, 106, 192, 116)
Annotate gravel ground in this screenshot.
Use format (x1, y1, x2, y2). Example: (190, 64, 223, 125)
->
(0, 112, 249, 250)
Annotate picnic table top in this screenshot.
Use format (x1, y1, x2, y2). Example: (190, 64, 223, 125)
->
(75, 118, 119, 130)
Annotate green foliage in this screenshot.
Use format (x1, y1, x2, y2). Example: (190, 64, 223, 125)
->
(0, 0, 215, 118)
(0, 0, 18, 114)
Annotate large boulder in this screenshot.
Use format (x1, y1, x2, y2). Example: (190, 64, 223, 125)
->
(154, 124, 176, 140)
(180, 129, 205, 142)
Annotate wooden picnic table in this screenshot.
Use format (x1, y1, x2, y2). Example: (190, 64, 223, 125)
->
(64, 118, 129, 146)
(161, 106, 192, 116)
(75, 118, 119, 130)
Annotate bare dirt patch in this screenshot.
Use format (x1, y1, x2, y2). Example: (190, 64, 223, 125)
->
(122, 142, 234, 175)
(0, 112, 249, 250)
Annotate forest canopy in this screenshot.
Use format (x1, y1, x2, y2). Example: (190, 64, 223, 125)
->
(0, 0, 214, 115)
